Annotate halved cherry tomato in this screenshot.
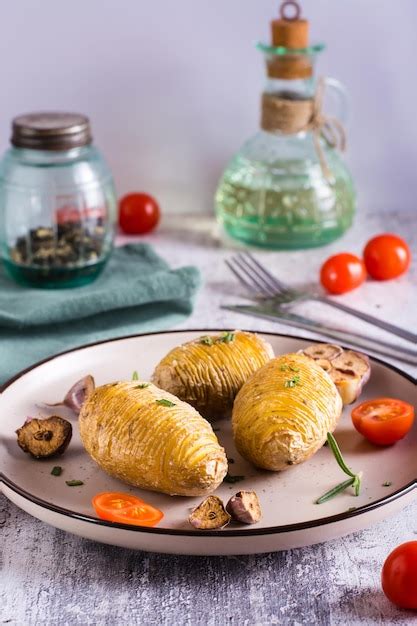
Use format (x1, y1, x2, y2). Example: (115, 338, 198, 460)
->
(364, 234, 411, 281)
(382, 542, 417, 609)
(92, 492, 164, 527)
(320, 253, 366, 295)
(351, 398, 415, 446)
(119, 193, 160, 235)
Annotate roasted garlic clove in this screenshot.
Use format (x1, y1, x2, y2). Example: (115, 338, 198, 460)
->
(315, 359, 333, 372)
(46, 375, 95, 414)
(16, 416, 72, 459)
(63, 375, 95, 413)
(329, 350, 371, 404)
(226, 491, 262, 524)
(303, 345, 371, 405)
(331, 350, 371, 379)
(303, 343, 343, 362)
(189, 496, 231, 530)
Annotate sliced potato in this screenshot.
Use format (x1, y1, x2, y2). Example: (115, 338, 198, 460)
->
(79, 381, 228, 497)
(232, 354, 342, 471)
(152, 331, 274, 420)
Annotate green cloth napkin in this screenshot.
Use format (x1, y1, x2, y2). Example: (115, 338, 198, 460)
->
(0, 244, 200, 385)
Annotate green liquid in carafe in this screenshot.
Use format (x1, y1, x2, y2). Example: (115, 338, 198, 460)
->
(216, 154, 355, 249)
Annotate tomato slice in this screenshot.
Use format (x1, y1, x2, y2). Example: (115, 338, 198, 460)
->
(92, 492, 163, 527)
(111, 503, 164, 527)
(352, 398, 415, 446)
(92, 492, 145, 521)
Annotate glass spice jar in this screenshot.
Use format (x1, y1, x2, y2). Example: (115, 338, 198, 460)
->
(0, 112, 117, 288)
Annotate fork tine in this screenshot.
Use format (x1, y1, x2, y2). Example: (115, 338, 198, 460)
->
(236, 253, 280, 297)
(226, 255, 274, 298)
(225, 259, 262, 296)
(243, 252, 290, 292)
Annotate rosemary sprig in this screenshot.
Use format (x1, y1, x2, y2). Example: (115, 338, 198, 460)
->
(316, 433, 363, 504)
(327, 433, 356, 480)
(316, 478, 355, 505)
(132, 371, 139, 381)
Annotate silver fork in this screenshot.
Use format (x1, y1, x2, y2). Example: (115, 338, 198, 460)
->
(226, 252, 417, 344)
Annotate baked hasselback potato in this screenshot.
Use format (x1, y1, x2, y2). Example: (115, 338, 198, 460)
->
(79, 381, 227, 496)
(152, 331, 274, 419)
(232, 354, 343, 471)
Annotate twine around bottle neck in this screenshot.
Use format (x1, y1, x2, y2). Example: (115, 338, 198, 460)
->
(260, 78, 346, 180)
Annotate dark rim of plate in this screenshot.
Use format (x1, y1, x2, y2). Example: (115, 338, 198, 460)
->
(1, 329, 416, 538)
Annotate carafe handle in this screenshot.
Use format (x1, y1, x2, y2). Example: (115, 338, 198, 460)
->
(323, 77, 349, 124)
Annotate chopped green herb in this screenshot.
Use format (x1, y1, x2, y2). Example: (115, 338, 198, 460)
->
(289, 365, 300, 373)
(348, 507, 357, 512)
(199, 336, 214, 346)
(280, 364, 289, 372)
(224, 473, 245, 484)
(132, 371, 139, 381)
(284, 375, 301, 388)
(51, 466, 62, 477)
(66, 480, 84, 487)
(135, 383, 149, 389)
(383, 481, 393, 487)
(217, 332, 235, 344)
(155, 399, 176, 408)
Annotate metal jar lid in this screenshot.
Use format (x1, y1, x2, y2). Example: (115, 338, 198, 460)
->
(11, 112, 93, 150)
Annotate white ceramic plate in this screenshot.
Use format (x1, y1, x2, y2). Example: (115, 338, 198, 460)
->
(1, 330, 416, 556)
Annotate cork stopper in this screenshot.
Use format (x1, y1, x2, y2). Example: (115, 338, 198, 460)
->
(268, 2, 313, 80)
(271, 19, 309, 49)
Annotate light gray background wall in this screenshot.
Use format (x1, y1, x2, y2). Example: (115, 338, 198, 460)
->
(0, 0, 416, 215)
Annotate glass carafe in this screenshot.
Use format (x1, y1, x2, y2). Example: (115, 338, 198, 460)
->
(215, 44, 356, 249)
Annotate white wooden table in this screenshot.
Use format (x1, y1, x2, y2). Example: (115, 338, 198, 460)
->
(1, 210, 416, 625)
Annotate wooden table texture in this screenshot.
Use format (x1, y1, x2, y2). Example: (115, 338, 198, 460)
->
(1, 209, 416, 626)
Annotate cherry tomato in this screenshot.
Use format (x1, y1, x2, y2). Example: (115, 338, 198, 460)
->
(119, 193, 160, 235)
(320, 253, 367, 295)
(364, 234, 411, 281)
(351, 398, 415, 446)
(382, 542, 417, 609)
(92, 491, 163, 527)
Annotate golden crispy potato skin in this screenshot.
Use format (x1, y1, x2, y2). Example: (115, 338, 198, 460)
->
(232, 354, 343, 471)
(152, 331, 274, 419)
(79, 382, 227, 496)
